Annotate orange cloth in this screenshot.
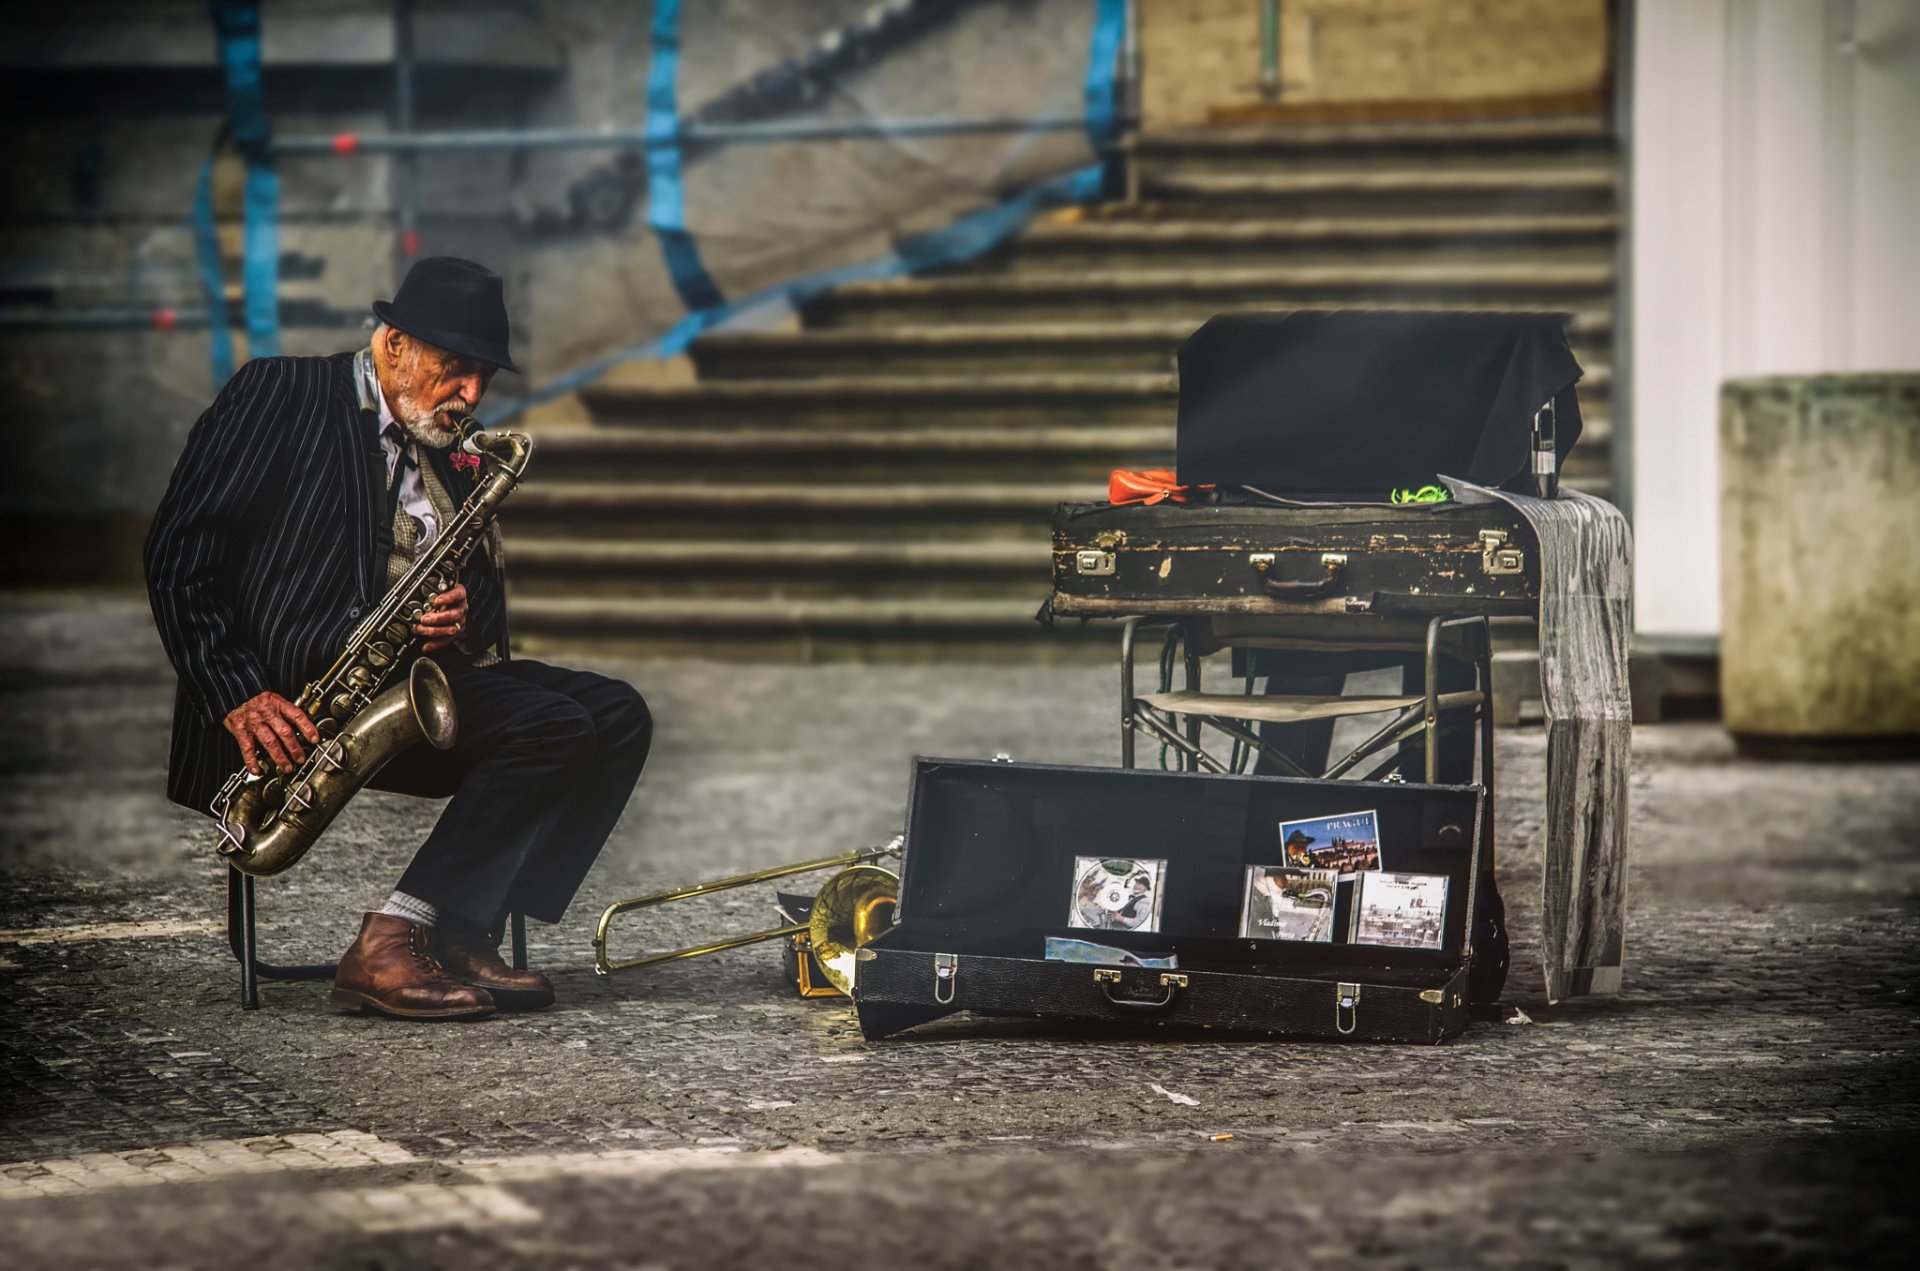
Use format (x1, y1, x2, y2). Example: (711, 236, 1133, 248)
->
(1107, 469, 1214, 506)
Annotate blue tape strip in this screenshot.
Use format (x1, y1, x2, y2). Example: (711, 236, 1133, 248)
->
(484, 163, 1105, 426)
(646, 0, 726, 313)
(242, 163, 281, 358)
(207, 0, 280, 372)
(192, 155, 238, 386)
(209, 2, 269, 157)
(1085, 0, 1127, 147)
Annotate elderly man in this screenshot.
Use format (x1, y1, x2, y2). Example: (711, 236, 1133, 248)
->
(145, 257, 651, 1020)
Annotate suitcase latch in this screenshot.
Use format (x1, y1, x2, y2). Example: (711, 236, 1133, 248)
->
(933, 952, 959, 1004)
(1479, 530, 1525, 577)
(1336, 982, 1362, 1035)
(1075, 550, 1116, 577)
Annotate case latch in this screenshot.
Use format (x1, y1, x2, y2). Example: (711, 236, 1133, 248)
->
(1336, 982, 1362, 1035)
(1075, 550, 1116, 577)
(1479, 530, 1525, 577)
(933, 952, 959, 1004)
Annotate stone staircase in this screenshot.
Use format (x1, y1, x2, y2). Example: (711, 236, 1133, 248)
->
(507, 115, 1618, 658)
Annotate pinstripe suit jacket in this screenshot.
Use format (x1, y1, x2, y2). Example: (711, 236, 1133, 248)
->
(145, 352, 508, 812)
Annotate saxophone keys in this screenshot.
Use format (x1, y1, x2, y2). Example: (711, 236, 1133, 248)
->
(347, 666, 375, 689)
(329, 693, 357, 719)
(365, 643, 394, 669)
(315, 716, 342, 738)
(385, 620, 412, 643)
(315, 738, 349, 772)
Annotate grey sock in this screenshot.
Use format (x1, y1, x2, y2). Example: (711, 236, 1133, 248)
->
(377, 891, 441, 928)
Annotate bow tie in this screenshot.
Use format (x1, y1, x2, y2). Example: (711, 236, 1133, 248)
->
(382, 423, 419, 473)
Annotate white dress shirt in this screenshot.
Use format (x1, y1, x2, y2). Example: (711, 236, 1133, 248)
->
(357, 349, 439, 550)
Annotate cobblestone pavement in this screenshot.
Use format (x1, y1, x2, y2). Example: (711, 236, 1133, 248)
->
(2, 596, 1916, 1268)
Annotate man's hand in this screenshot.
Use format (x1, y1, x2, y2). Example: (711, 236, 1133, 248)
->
(224, 691, 322, 776)
(416, 583, 468, 652)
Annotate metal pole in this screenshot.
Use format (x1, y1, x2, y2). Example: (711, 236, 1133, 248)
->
(1120, 618, 1141, 769)
(392, 0, 418, 265)
(1122, 0, 1143, 128)
(272, 113, 1106, 157)
(1259, 0, 1282, 102)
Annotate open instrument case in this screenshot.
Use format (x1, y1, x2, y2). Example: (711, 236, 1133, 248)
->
(852, 757, 1486, 1043)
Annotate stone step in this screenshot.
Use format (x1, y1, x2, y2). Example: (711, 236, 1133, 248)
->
(508, 595, 1101, 661)
(1136, 165, 1618, 217)
(1126, 116, 1613, 163)
(575, 373, 1176, 429)
(804, 271, 1613, 328)
(988, 212, 1618, 273)
(691, 319, 1615, 380)
(527, 424, 1177, 482)
(504, 480, 1099, 541)
(509, 537, 1047, 600)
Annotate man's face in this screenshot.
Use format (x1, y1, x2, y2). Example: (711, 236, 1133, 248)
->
(382, 327, 495, 450)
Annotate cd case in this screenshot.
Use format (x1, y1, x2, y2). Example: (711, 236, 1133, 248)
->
(1350, 871, 1449, 949)
(1239, 866, 1339, 942)
(1066, 856, 1168, 934)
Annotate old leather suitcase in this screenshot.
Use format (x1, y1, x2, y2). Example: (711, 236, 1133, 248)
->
(852, 758, 1486, 1043)
(1050, 499, 1540, 621)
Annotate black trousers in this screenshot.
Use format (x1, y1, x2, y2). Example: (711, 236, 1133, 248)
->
(368, 657, 652, 931)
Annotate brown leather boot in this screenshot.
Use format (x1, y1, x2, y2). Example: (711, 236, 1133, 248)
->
(330, 913, 496, 1020)
(436, 922, 555, 1011)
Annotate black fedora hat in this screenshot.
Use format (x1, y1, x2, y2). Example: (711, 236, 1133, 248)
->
(372, 256, 520, 374)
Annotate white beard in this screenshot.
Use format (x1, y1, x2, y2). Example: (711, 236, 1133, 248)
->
(391, 387, 467, 450)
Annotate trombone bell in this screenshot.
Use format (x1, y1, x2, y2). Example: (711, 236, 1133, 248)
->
(808, 864, 899, 996)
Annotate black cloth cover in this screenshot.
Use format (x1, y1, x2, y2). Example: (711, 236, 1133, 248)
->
(1174, 310, 1585, 493)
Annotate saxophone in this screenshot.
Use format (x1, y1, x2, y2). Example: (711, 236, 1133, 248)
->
(210, 419, 533, 876)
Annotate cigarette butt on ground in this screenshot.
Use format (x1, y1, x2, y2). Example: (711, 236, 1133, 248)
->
(1209, 1133, 1235, 1142)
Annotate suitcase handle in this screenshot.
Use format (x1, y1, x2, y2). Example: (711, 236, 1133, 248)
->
(1093, 969, 1189, 1013)
(1254, 553, 1346, 599)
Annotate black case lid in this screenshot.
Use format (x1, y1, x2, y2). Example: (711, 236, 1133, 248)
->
(1174, 309, 1584, 493)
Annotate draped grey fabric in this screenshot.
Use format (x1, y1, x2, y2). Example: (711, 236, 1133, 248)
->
(1448, 480, 1634, 1001)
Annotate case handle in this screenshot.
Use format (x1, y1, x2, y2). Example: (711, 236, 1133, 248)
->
(1254, 552, 1347, 599)
(1093, 969, 1189, 1013)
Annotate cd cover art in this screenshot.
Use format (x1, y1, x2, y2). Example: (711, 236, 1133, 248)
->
(1279, 810, 1381, 877)
(1239, 865, 1338, 942)
(1350, 871, 1448, 950)
(1067, 856, 1168, 934)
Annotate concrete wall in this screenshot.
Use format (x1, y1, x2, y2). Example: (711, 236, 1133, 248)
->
(1630, 0, 1920, 641)
(1, 0, 1097, 555)
(1140, 0, 1612, 127)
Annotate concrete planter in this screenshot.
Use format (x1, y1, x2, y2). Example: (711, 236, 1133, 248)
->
(1720, 373, 1920, 754)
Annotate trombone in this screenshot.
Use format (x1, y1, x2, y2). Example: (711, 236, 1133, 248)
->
(593, 836, 903, 992)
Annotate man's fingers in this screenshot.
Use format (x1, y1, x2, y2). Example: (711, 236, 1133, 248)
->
(253, 722, 293, 773)
(281, 701, 321, 743)
(236, 732, 261, 776)
(430, 584, 467, 609)
(266, 713, 306, 764)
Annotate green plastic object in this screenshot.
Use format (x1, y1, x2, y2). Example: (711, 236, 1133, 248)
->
(1391, 485, 1453, 505)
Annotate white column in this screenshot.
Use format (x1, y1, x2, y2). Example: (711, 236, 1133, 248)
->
(1628, 0, 1920, 643)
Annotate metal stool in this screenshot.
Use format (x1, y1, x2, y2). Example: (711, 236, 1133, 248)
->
(226, 865, 526, 1009)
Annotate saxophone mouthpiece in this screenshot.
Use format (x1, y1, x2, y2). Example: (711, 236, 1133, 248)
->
(454, 414, 485, 455)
